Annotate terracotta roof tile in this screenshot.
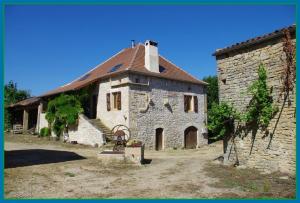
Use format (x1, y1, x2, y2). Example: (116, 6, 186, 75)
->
(9, 97, 41, 108)
(213, 24, 296, 56)
(41, 44, 206, 97)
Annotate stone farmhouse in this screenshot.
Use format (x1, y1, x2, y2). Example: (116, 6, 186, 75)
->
(9, 40, 208, 149)
(213, 25, 296, 174)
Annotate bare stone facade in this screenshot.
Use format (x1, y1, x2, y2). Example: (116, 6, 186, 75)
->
(128, 74, 207, 149)
(96, 72, 208, 149)
(215, 28, 296, 174)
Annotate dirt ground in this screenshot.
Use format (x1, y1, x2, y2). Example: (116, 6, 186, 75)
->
(4, 133, 295, 199)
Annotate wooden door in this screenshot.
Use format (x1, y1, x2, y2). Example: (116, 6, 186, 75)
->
(155, 128, 163, 151)
(184, 127, 197, 149)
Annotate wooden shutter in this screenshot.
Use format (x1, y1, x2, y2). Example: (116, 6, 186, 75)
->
(184, 95, 188, 112)
(194, 96, 198, 113)
(204, 94, 207, 113)
(106, 93, 111, 111)
(117, 92, 121, 110)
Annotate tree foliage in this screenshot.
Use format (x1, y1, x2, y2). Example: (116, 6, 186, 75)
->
(39, 127, 51, 137)
(207, 102, 239, 140)
(207, 64, 277, 140)
(45, 94, 83, 136)
(243, 64, 278, 129)
(202, 75, 219, 110)
(4, 81, 30, 130)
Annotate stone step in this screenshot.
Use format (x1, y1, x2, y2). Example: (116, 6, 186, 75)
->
(88, 119, 113, 138)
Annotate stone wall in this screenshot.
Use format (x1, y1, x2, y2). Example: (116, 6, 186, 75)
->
(37, 112, 48, 132)
(216, 36, 296, 174)
(68, 114, 105, 147)
(128, 73, 207, 149)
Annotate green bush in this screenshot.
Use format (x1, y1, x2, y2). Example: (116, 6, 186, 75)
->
(207, 102, 239, 140)
(46, 94, 83, 136)
(40, 127, 51, 137)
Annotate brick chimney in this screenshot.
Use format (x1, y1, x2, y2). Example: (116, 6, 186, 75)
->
(144, 40, 159, 73)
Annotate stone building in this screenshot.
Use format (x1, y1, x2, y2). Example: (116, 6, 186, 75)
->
(9, 40, 208, 149)
(213, 25, 296, 174)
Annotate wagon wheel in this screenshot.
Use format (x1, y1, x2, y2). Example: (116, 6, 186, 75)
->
(111, 124, 131, 142)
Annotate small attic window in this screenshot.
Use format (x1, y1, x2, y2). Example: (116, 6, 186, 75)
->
(78, 73, 91, 81)
(159, 65, 166, 73)
(108, 64, 123, 73)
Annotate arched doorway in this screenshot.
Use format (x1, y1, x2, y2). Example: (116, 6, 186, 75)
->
(155, 128, 163, 151)
(184, 126, 197, 149)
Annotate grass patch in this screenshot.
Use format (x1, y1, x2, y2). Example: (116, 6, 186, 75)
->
(204, 163, 296, 198)
(169, 182, 202, 194)
(64, 172, 76, 177)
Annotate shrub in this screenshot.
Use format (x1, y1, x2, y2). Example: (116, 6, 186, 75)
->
(45, 94, 83, 137)
(40, 127, 51, 137)
(207, 102, 239, 140)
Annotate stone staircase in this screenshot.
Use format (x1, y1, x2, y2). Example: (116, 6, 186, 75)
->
(88, 119, 113, 142)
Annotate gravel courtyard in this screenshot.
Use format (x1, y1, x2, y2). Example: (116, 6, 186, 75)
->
(4, 133, 295, 199)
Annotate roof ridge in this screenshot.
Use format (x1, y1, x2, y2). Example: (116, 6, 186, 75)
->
(127, 44, 141, 70)
(213, 24, 296, 56)
(61, 48, 127, 87)
(159, 55, 207, 84)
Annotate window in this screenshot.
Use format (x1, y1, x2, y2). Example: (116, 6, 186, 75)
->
(78, 73, 91, 81)
(106, 93, 111, 111)
(221, 78, 226, 84)
(194, 96, 198, 113)
(184, 95, 198, 113)
(135, 78, 140, 83)
(159, 65, 166, 73)
(204, 94, 207, 113)
(108, 64, 123, 73)
(184, 95, 193, 112)
(113, 92, 121, 110)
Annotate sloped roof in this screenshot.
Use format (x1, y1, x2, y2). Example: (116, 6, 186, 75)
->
(213, 24, 296, 56)
(41, 44, 206, 97)
(8, 97, 41, 108)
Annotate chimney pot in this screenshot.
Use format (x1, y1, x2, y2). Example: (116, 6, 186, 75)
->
(131, 40, 135, 48)
(144, 40, 159, 73)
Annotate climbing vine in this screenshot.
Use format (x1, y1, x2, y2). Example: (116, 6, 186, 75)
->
(280, 29, 296, 105)
(208, 64, 277, 139)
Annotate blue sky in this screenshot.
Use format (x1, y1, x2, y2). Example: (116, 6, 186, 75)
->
(4, 5, 295, 96)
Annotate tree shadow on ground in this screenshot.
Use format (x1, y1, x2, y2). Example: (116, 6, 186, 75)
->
(5, 149, 86, 168)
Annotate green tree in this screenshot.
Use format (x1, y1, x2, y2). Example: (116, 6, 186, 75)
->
(243, 64, 278, 129)
(207, 64, 277, 140)
(202, 75, 219, 110)
(207, 102, 239, 140)
(45, 94, 83, 137)
(4, 81, 30, 130)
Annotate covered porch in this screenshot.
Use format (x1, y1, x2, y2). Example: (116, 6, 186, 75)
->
(8, 97, 41, 134)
